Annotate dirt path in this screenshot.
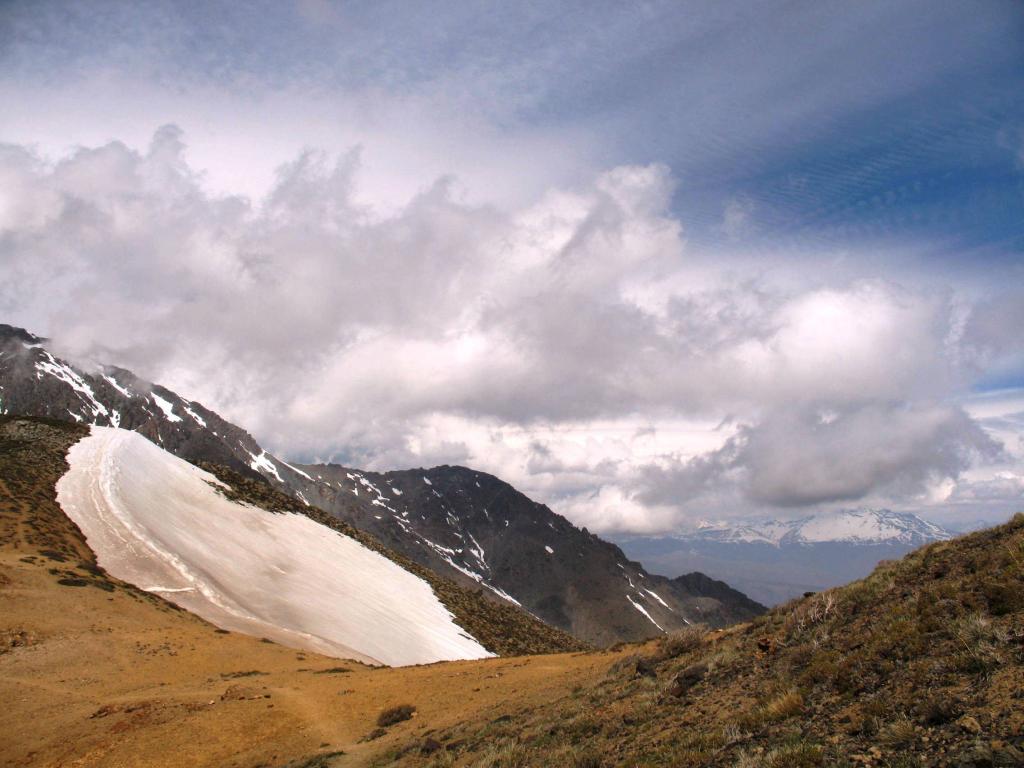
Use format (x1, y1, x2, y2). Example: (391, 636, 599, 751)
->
(1, 549, 619, 767)
(0, 418, 616, 767)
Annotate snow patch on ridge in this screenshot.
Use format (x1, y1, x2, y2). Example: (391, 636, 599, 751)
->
(644, 588, 672, 610)
(102, 374, 132, 398)
(183, 403, 207, 427)
(150, 392, 183, 423)
(55, 428, 492, 666)
(278, 458, 312, 480)
(248, 450, 283, 482)
(35, 351, 109, 421)
(626, 594, 665, 633)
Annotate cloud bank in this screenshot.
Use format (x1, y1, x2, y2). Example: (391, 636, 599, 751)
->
(1, 127, 1022, 532)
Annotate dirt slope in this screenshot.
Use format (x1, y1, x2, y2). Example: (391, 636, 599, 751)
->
(0, 417, 613, 768)
(385, 515, 1024, 767)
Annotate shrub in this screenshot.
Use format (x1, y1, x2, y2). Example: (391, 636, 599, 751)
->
(953, 613, 1006, 675)
(797, 649, 840, 688)
(981, 580, 1023, 616)
(377, 704, 416, 727)
(783, 591, 839, 640)
(656, 625, 706, 659)
(917, 694, 961, 725)
(763, 689, 804, 721)
(879, 715, 916, 748)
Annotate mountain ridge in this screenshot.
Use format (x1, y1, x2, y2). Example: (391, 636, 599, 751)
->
(617, 509, 956, 607)
(683, 509, 953, 547)
(0, 324, 765, 643)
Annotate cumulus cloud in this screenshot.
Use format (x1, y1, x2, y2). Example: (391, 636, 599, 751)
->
(0, 127, 1017, 532)
(951, 473, 1024, 503)
(639, 404, 1000, 513)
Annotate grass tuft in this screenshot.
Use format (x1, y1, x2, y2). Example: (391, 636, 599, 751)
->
(377, 704, 416, 727)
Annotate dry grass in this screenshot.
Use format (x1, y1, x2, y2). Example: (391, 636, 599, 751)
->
(879, 714, 917, 748)
(470, 739, 528, 768)
(656, 625, 706, 660)
(762, 689, 804, 721)
(734, 741, 824, 768)
(377, 705, 416, 728)
(953, 613, 1007, 675)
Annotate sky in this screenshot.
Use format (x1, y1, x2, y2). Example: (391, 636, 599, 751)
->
(2, 0, 1023, 533)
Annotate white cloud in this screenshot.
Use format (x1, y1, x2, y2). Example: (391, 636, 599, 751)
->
(1, 127, 1021, 533)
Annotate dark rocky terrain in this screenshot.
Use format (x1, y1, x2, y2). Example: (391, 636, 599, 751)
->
(0, 324, 765, 645)
(0, 325, 270, 480)
(289, 462, 764, 645)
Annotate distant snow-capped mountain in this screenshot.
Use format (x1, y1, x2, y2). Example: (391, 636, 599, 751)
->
(690, 509, 953, 547)
(616, 509, 954, 607)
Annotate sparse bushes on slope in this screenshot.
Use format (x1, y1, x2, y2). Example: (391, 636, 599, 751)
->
(377, 704, 417, 727)
(655, 624, 706, 660)
(372, 513, 1024, 768)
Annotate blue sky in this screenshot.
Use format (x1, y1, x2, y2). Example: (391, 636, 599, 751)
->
(2, 0, 1023, 530)
(4, 2, 1022, 240)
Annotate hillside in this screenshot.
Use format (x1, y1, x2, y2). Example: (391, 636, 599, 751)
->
(2, 414, 1022, 766)
(0, 418, 607, 767)
(289, 462, 765, 645)
(380, 514, 1024, 767)
(0, 324, 764, 643)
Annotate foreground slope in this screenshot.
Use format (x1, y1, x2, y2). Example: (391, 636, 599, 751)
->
(0, 324, 764, 643)
(0, 419, 610, 767)
(56, 426, 491, 666)
(383, 514, 1024, 767)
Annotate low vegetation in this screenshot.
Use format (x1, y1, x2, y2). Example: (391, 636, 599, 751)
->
(378, 705, 417, 728)
(372, 513, 1024, 767)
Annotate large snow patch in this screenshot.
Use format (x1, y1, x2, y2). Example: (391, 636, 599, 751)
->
(55, 427, 492, 666)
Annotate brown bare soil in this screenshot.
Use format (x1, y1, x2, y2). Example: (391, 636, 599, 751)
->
(0, 417, 614, 768)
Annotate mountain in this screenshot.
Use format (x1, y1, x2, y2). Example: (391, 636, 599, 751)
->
(0, 325, 280, 481)
(615, 509, 955, 607)
(8, 416, 579, 663)
(0, 325, 764, 643)
(281, 463, 765, 645)
(688, 509, 952, 546)
(5, 414, 1021, 767)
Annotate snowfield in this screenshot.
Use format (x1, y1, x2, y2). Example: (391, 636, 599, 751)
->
(55, 427, 493, 666)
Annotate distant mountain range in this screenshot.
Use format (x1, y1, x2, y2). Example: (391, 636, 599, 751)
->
(688, 509, 951, 546)
(0, 324, 764, 643)
(614, 509, 954, 607)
